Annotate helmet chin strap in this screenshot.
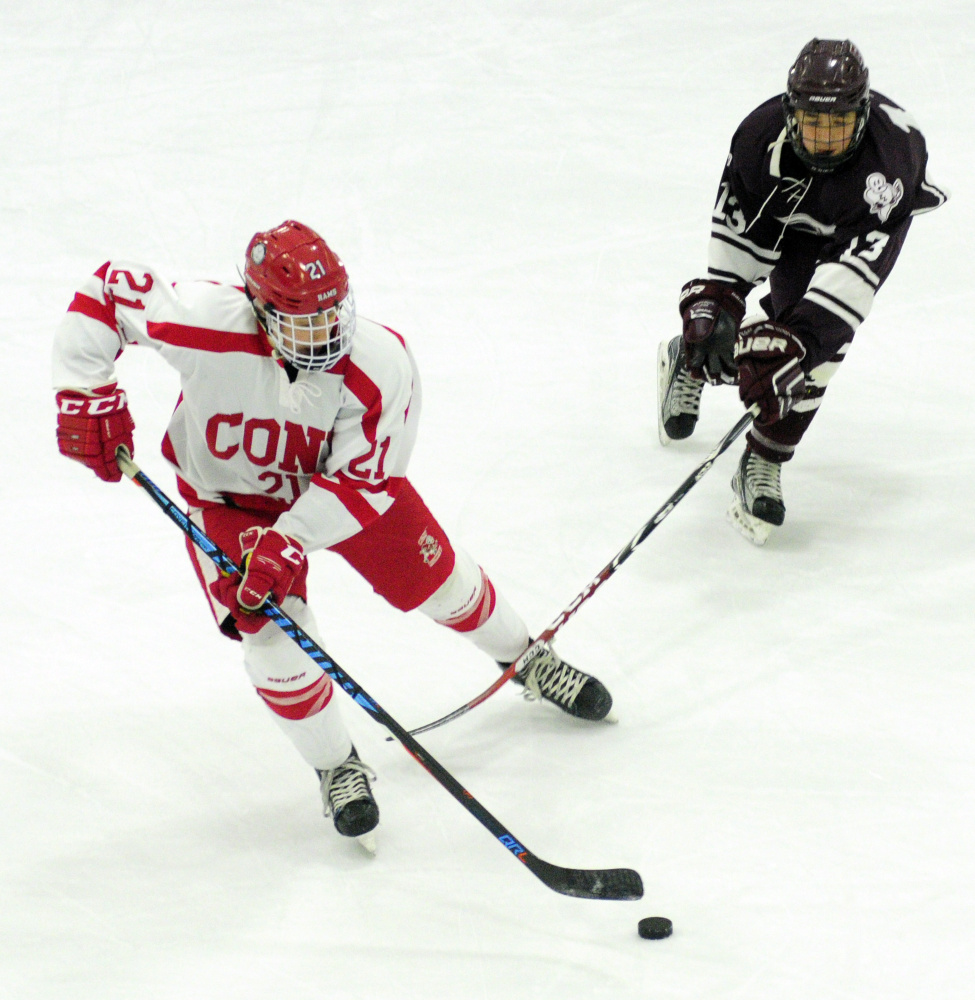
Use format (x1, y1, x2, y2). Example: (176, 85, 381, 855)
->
(260, 328, 288, 371)
(244, 296, 285, 366)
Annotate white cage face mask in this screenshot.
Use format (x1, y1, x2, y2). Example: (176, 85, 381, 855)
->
(264, 290, 356, 371)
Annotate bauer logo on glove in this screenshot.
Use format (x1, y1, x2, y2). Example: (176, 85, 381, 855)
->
(734, 321, 807, 424)
(734, 330, 803, 360)
(678, 278, 747, 386)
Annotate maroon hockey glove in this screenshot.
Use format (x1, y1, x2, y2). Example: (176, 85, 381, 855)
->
(734, 321, 807, 423)
(209, 527, 305, 634)
(679, 279, 747, 386)
(56, 384, 135, 483)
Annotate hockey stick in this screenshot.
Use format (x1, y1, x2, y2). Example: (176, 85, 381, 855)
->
(403, 406, 759, 737)
(114, 447, 642, 902)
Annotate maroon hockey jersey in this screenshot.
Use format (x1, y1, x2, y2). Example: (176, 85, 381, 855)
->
(706, 91, 948, 369)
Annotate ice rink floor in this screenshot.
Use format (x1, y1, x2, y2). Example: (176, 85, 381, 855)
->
(3, 3, 973, 998)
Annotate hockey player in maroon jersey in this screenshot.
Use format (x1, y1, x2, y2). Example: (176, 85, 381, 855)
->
(658, 38, 948, 544)
(53, 221, 614, 851)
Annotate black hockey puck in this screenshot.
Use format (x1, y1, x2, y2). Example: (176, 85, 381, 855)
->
(638, 916, 673, 940)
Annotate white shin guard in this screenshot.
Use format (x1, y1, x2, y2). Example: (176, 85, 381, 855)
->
(262, 698, 352, 773)
(241, 596, 352, 771)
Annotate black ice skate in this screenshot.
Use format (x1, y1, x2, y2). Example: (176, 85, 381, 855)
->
(317, 746, 379, 853)
(501, 643, 615, 722)
(657, 336, 704, 445)
(728, 446, 785, 546)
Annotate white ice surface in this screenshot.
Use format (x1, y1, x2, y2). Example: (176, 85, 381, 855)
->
(2, 3, 973, 998)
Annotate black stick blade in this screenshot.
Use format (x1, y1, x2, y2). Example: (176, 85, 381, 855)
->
(527, 857, 644, 900)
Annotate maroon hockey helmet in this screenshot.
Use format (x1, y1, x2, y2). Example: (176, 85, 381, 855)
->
(244, 220, 356, 371)
(783, 38, 870, 172)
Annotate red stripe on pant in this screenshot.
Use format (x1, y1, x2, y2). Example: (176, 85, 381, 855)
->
(256, 673, 333, 720)
(439, 569, 496, 633)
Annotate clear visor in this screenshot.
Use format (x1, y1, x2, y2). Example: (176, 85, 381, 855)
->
(264, 291, 356, 371)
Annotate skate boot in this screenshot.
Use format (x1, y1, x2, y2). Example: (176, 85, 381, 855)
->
(317, 746, 379, 853)
(500, 643, 615, 722)
(727, 446, 785, 546)
(657, 336, 704, 445)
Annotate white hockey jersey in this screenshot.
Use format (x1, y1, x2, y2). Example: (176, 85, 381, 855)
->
(52, 261, 421, 552)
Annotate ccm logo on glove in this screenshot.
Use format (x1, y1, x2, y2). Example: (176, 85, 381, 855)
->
(55, 383, 135, 483)
(58, 392, 130, 416)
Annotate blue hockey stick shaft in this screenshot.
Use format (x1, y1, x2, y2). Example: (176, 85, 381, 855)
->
(114, 447, 642, 902)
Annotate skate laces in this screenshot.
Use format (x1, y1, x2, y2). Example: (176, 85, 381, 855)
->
(665, 340, 703, 417)
(669, 367, 703, 417)
(746, 452, 783, 501)
(320, 754, 376, 818)
(519, 646, 589, 709)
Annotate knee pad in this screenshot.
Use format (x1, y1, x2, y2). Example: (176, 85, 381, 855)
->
(418, 548, 529, 662)
(419, 549, 492, 631)
(242, 596, 332, 717)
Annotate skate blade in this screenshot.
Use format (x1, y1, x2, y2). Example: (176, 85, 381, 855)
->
(521, 690, 619, 724)
(656, 339, 673, 447)
(726, 499, 773, 546)
(355, 831, 377, 855)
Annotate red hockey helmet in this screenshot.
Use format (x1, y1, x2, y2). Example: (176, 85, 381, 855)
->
(243, 220, 356, 371)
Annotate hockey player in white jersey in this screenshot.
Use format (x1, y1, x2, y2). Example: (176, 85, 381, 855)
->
(53, 220, 613, 850)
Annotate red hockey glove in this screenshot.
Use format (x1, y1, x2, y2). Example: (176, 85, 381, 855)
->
(56, 384, 135, 483)
(209, 527, 305, 634)
(679, 279, 747, 386)
(734, 321, 807, 423)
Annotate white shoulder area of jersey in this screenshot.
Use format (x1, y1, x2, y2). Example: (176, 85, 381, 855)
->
(99, 262, 255, 334)
(100, 260, 175, 304)
(345, 316, 415, 381)
(165, 278, 256, 333)
(876, 102, 920, 135)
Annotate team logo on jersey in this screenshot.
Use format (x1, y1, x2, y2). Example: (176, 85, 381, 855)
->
(418, 529, 443, 567)
(863, 172, 904, 223)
